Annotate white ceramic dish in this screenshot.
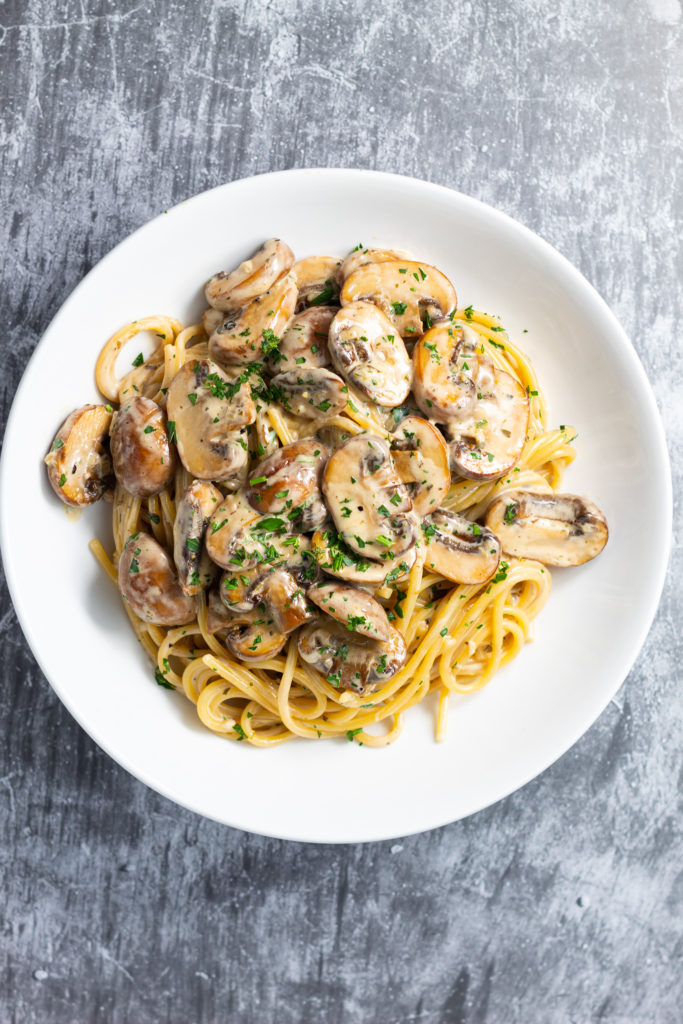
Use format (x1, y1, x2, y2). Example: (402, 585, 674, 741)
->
(0, 169, 671, 843)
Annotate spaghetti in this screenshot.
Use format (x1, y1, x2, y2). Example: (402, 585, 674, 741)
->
(89, 304, 572, 747)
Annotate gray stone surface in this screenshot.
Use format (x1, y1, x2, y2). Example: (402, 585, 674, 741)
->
(1, 0, 681, 1020)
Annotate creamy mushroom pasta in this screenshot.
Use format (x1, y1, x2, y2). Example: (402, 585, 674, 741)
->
(44, 240, 608, 747)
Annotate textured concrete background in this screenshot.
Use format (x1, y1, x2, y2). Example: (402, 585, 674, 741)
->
(1, 0, 682, 1021)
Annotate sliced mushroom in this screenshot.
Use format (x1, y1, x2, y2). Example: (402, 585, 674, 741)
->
(219, 568, 261, 613)
(205, 238, 295, 311)
(322, 436, 419, 561)
(391, 415, 451, 516)
(327, 301, 412, 408)
(414, 323, 528, 480)
(267, 307, 335, 374)
(220, 540, 318, 612)
(308, 581, 392, 640)
(110, 396, 176, 497)
(484, 491, 608, 567)
(205, 491, 312, 571)
(209, 274, 297, 367)
(339, 247, 414, 283)
(166, 358, 254, 480)
(173, 480, 223, 595)
(298, 620, 407, 694)
(246, 440, 328, 532)
(341, 260, 457, 339)
(421, 508, 501, 584)
(270, 367, 348, 420)
(45, 405, 113, 508)
(118, 532, 196, 625)
(291, 257, 341, 309)
(249, 568, 316, 633)
(227, 621, 288, 662)
(310, 528, 417, 585)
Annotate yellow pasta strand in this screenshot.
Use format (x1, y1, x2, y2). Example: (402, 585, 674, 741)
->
(90, 307, 572, 746)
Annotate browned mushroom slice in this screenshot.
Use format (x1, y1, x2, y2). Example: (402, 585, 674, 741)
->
(118, 532, 196, 625)
(219, 569, 260, 613)
(413, 321, 484, 421)
(484, 491, 608, 567)
(173, 480, 223, 595)
(205, 238, 295, 311)
(249, 569, 316, 633)
(308, 581, 392, 641)
(390, 415, 450, 516)
(227, 622, 288, 662)
(246, 439, 328, 532)
(421, 508, 501, 584)
(268, 307, 335, 373)
(270, 367, 348, 420)
(414, 322, 528, 481)
(322, 436, 419, 561)
(341, 260, 457, 339)
(45, 404, 113, 508)
(209, 274, 297, 367)
(338, 247, 414, 283)
(205, 491, 312, 572)
(291, 256, 341, 310)
(110, 396, 176, 498)
(166, 358, 254, 480)
(327, 301, 412, 407)
(298, 620, 407, 694)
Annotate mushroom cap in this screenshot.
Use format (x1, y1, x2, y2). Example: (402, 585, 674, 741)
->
(338, 247, 414, 283)
(270, 367, 348, 420)
(484, 490, 608, 567)
(173, 479, 223, 595)
(45, 404, 112, 508)
(340, 260, 457, 339)
(322, 435, 419, 561)
(391, 415, 451, 517)
(291, 256, 341, 309)
(118, 532, 196, 625)
(308, 581, 392, 641)
(205, 238, 295, 311)
(246, 439, 329, 532)
(328, 301, 412, 408)
(310, 529, 417, 585)
(110, 395, 176, 498)
(268, 306, 335, 374)
(209, 274, 297, 367)
(422, 508, 501, 584)
(298, 620, 407, 694)
(414, 323, 528, 481)
(166, 358, 255, 480)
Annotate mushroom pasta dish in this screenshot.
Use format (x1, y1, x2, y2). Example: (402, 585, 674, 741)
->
(44, 240, 608, 747)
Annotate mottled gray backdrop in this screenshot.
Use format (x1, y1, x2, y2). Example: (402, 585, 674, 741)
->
(1, 1, 682, 1021)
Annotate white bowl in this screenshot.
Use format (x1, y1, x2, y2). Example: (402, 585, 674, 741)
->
(0, 169, 671, 843)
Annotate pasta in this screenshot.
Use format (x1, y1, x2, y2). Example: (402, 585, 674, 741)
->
(46, 240, 608, 748)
